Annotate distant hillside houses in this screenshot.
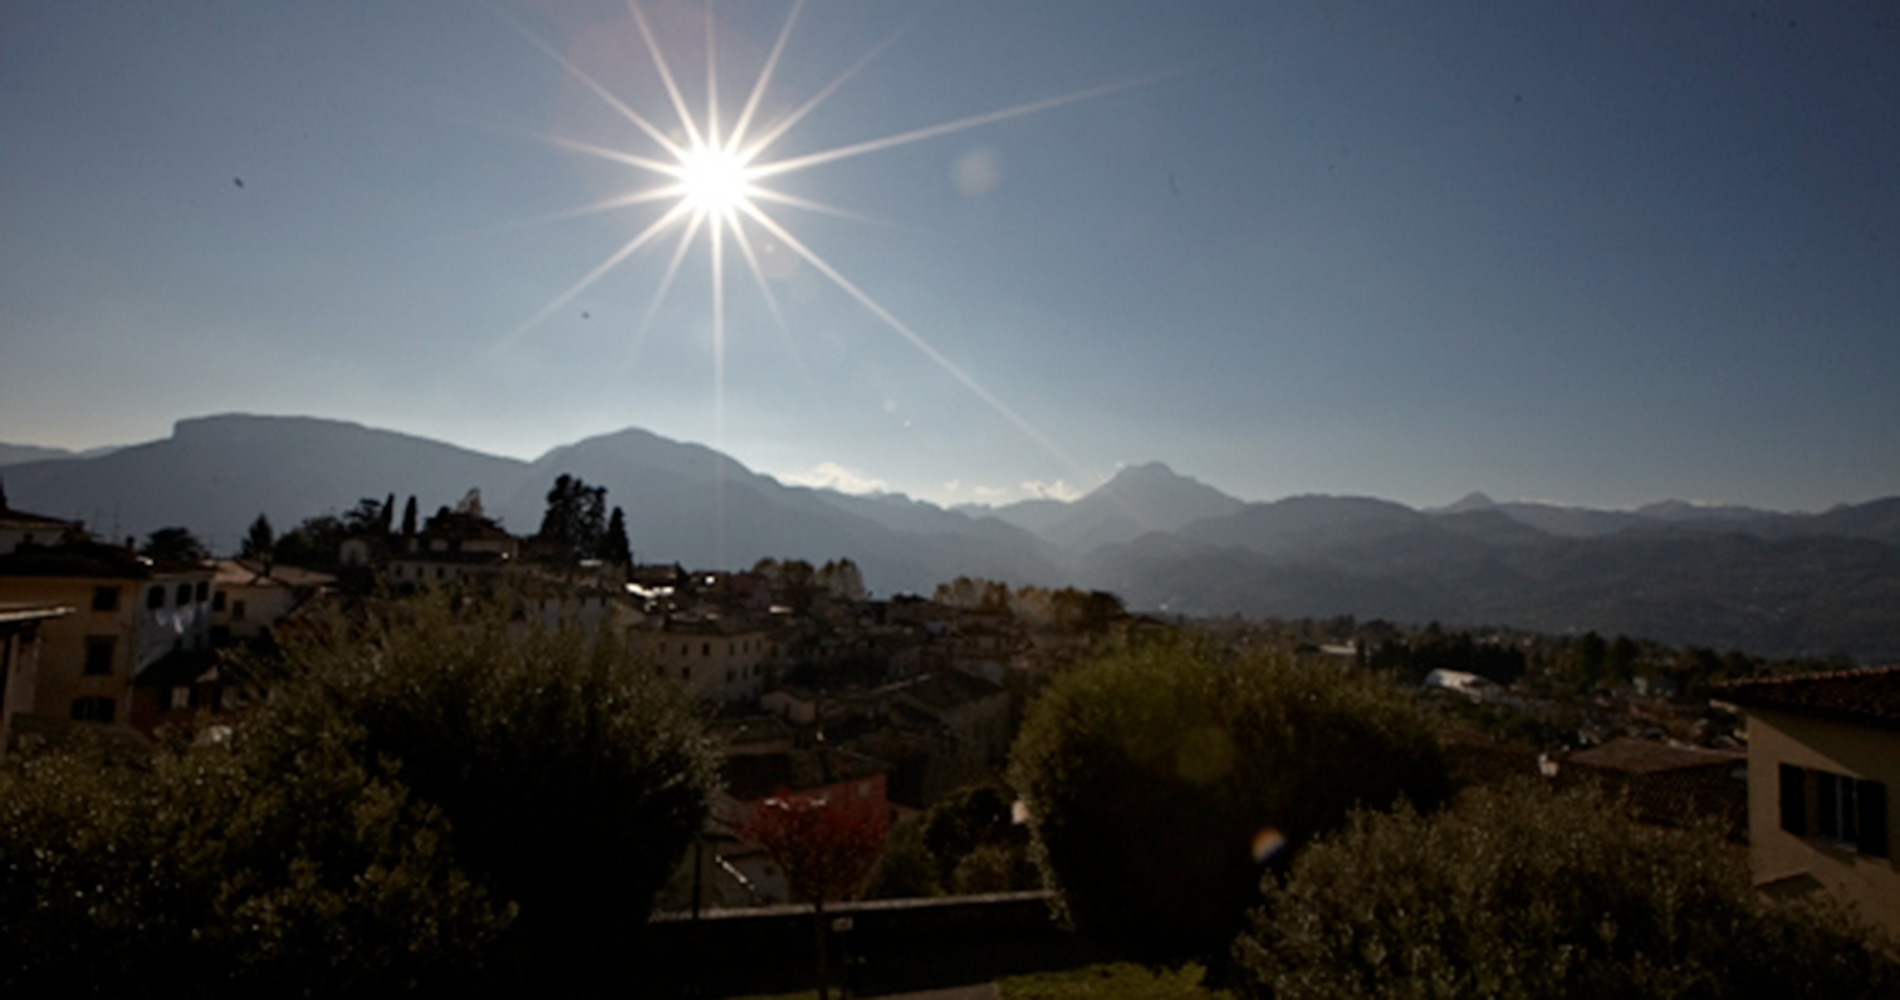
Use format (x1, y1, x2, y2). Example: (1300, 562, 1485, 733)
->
(2, 477, 1179, 911)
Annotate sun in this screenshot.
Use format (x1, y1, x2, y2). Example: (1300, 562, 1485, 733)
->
(673, 140, 754, 215)
(497, 1, 1157, 469)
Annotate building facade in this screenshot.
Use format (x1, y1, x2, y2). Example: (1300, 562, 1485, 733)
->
(1717, 667, 1899, 935)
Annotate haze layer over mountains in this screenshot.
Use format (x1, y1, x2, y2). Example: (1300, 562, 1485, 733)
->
(5, 414, 1898, 659)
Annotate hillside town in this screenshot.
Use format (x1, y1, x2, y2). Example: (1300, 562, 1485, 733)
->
(5, 472, 1897, 959)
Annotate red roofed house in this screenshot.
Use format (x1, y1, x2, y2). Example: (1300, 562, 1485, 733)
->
(1716, 667, 1900, 935)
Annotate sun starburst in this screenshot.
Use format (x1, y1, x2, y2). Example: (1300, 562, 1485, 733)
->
(497, 0, 1161, 472)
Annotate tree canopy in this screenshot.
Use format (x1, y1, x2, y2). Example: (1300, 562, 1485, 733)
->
(239, 514, 274, 561)
(1237, 783, 1899, 999)
(1009, 637, 1450, 964)
(539, 474, 608, 565)
(140, 526, 209, 564)
(1, 594, 716, 996)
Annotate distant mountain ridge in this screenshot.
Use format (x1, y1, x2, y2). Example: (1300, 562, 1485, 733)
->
(4, 413, 1898, 659)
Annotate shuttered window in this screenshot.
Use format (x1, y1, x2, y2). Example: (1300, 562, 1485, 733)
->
(1779, 764, 1806, 835)
(1858, 780, 1889, 858)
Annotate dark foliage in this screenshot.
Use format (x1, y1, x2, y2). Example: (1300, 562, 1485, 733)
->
(1, 595, 716, 997)
(0, 731, 505, 997)
(603, 505, 633, 567)
(1237, 783, 1899, 999)
(538, 473, 608, 565)
(268, 597, 717, 993)
(140, 525, 209, 564)
(240, 513, 274, 560)
(272, 513, 345, 572)
(1009, 638, 1450, 964)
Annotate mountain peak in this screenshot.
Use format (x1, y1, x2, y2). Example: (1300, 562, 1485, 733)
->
(1097, 461, 1186, 493)
(1441, 491, 1497, 513)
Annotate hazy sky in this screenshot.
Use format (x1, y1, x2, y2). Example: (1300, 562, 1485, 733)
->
(4, 1, 1896, 511)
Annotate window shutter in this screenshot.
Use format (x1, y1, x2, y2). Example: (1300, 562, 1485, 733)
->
(1818, 771, 1843, 839)
(1858, 780, 1888, 858)
(1779, 764, 1807, 835)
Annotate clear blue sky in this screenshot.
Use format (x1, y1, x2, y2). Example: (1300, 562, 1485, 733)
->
(4, 1, 1896, 511)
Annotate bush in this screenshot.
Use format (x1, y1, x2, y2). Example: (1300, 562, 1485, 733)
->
(1008, 639, 1449, 963)
(1236, 782, 1900, 999)
(1, 594, 716, 997)
(260, 596, 717, 992)
(0, 730, 505, 997)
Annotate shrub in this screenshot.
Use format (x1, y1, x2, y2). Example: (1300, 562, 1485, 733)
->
(260, 596, 717, 992)
(1008, 638, 1449, 963)
(1, 594, 716, 997)
(1236, 782, 1900, 999)
(0, 730, 505, 997)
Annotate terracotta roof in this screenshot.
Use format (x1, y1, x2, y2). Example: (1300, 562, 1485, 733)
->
(213, 558, 335, 588)
(1714, 665, 1900, 732)
(0, 541, 155, 580)
(1561, 736, 1743, 776)
(0, 505, 76, 528)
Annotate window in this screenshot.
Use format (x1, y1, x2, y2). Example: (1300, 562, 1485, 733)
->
(70, 696, 115, 723)
(703, 642, 711, 656)
(175, 583, 191, 605)
(213, 591, 226, 611)
(232, 600, 247, 622)
(147, 586, 164, 610)
(170, 686, 192, 711)
(84, 636, 115, 676)
(1780, 763, 1888, 858)
(91, 586, 119, 612)
(195, 581, 208, 602)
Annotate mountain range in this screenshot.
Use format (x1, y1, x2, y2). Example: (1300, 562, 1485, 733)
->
(4, 414, 1898, 660)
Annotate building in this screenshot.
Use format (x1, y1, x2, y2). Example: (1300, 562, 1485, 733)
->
(631, 615, 774, 703)
(388, 501, 519, 590)
(1552, 736, 1747, 838)
(0, 541, 215, 735)
(0, 602, 74, 746)
(0, 488, 83, 554)
(210, 558, 334, 641)
(1715, 667, 1899, 934)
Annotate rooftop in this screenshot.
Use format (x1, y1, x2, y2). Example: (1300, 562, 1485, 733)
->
(1561, 736, 1744, 776)
(1714, 665, 1900, 732)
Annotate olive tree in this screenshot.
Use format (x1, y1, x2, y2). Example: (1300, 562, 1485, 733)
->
(0, 730, 505, 997)
(2, 594, 716, 997)
(263, 596, 717, 993)
(1008, 638, 1450, 963)
(1237, 783, 1899, 999)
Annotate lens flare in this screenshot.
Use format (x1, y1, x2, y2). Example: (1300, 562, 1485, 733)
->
(1252, 827, 1287, 864)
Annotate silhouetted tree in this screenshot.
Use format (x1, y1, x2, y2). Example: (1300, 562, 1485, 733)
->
(272, 515, 345, 572)
(269, 596, 715, 994)
(538, 474, 607, 565)
(400, 496, 419, 538)
(342, 497, 385, 536)
(817, 558, 867, 602)
(377, 492, 396, 536)
(240, 514, 274, 561)
(141, 527, 209, 564)
(601, 506, 632, 567)
(1010, 637, 1450, 964)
